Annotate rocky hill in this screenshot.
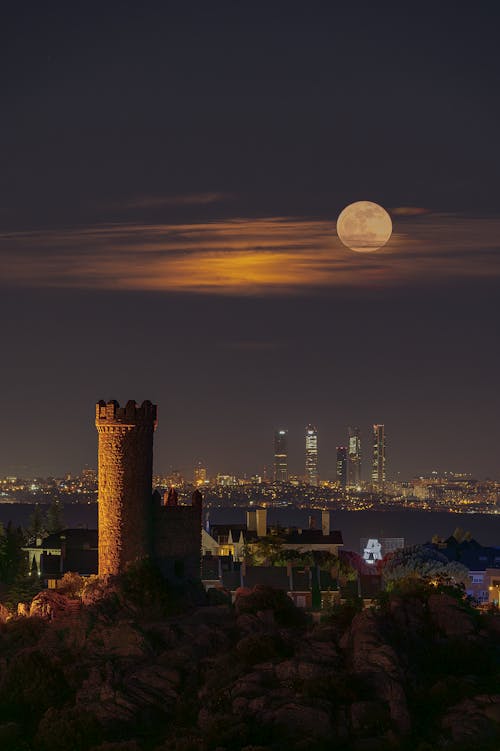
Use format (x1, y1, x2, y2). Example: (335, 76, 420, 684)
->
(0, 568, 499, 751)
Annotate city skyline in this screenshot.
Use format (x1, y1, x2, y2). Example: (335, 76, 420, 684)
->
(1, 4, 499, 479)
(2, 413, 499, 482)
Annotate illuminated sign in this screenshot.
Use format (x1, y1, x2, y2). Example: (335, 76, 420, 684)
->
(363, 538, 382, 565)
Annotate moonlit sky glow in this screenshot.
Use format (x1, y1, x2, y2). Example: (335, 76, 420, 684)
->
(1, 3, 500, 478)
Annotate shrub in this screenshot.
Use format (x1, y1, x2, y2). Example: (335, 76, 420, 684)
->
(57, 572, 85, 598)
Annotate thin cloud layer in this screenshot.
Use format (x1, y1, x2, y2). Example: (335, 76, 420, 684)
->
(115, 192, 231, 209)
(0, 215, 499, 295)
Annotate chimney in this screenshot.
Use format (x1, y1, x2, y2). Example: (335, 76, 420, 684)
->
(246, 510, 257, 532)
(321, 511, 330, 537)
(256, 508, 267, 538)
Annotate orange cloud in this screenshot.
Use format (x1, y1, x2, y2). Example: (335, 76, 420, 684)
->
(0, 215, 499, 295)
(391, 206, 430, 216)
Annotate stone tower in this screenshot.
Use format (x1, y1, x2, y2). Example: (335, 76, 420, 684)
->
(95, 399, 158, 577)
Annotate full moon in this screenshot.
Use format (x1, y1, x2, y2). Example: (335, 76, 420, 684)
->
(336, 200, 392, 252)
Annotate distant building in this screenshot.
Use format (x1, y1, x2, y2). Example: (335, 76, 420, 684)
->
(371, 424, 386, 487)
(348, 426, 361, 486)
(305, 425, 319, 486)
(273, 429, 288, 482)
(336, 446, 348, 488)
(433, 535, 500, 604)
(194, 462, 207, 485)
(216, 474, 236, 486)
(207, 509, 343, 561)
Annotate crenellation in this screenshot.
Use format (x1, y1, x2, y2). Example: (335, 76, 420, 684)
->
(96, 399, 158, 427)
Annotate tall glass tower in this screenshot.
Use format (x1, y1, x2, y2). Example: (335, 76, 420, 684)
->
(273, 429, 288, 482)
(336, 446, 348, 488)
(348, 426, 362, 487)
(371, 424, 386, 488)
(305, 425, 319, 486)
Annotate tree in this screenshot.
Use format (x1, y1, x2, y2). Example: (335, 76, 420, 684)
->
(27, 504, 45, 542)
(0, 522, 27, 584)
(45, 500, 64, 535)
(248, 535, 284, 565)
(381, 544, 469, 589)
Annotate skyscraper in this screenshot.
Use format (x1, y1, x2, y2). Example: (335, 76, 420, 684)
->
(305, 425, 319, 486)
(348, 426, 362, 487)
(372, 424, 386, 487)
(336, 446, 348, 488)
(194, 462, 207, 486)
(273, 429, 288, 482)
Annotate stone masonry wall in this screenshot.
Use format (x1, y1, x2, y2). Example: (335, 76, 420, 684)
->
(96, 400, 157, 577)
(153, 505, 202, 582)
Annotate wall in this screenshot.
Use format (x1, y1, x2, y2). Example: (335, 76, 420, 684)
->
(153, 505, 202, 583)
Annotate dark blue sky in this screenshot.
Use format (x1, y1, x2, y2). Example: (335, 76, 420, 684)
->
(1, 2, 499, 478)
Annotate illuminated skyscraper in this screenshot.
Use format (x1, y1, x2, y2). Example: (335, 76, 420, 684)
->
(273, 429, 288, 482)
(348, 426, 362, 487)
(336, 446, 348, 488)
(305, 425, 319, 486)
(194, 462, 207, 485)
(371, 424, 386, 487)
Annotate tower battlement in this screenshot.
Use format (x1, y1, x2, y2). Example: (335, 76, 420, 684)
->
(95, 399, 158, 428)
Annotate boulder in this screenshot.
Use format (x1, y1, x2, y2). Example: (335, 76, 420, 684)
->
(86, 622, 150, 659)
(427, 593, 476, 638)
(350, 700, 390, 734)
(29, 591, 75, 620)
(442, 694, 500, 744)
(342, 610, 411, 735)
(17, 602, 29, 617)
(0, 602, 11, 622)
(261, 702, 333, 741)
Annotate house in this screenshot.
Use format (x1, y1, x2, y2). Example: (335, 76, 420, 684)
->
(23, 529, 98, 586)
(208, 509, 343, 561)
(433, 536, 500, 604)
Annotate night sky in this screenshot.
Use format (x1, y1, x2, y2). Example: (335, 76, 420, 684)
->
(1, 2, 499, 479)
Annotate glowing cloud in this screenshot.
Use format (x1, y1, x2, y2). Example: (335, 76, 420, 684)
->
(0, 214, 499, 295)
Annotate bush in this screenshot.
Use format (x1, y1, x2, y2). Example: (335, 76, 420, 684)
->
(57, 572, 85, 598)
(0, 648, 70, 722)
(321, 597, 363, 629)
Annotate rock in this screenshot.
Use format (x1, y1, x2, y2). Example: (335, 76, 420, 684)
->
(0, 647, 69, 715)
(17, 602, 29, 617)
(389, 596, 426, 633)
(236, 613, 267, 634)
(261, 702, 333, 740)
(87, 622, 150, 659)
(350, 700, 390, 734)
(343, 610, 411, 735)
(297, 639, 339, 665)
(441, 694, 500, 744)
(275, 660, 297, 682)
(29, 591, 75, 620)
(122, 663, 180, 711)
(35, 705, 100, 751)
(427, 593, 476, 638)
(231, 670, 269, 699)
(0, 602, 10, 622)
